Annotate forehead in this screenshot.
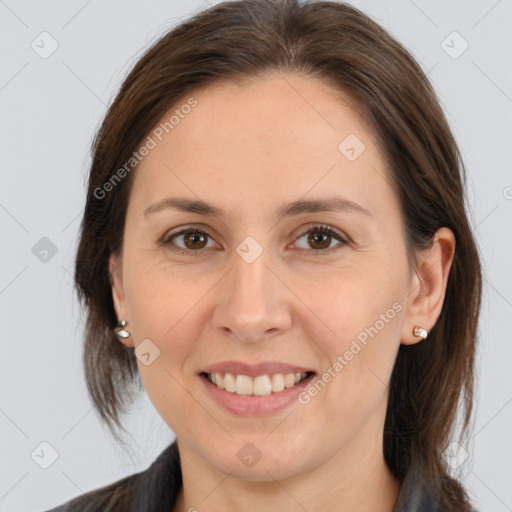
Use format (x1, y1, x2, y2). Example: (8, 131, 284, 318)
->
(170, 73, 375, 154)
(130, 73, 393, 220)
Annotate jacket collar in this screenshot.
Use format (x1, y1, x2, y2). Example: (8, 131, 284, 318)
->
(393, 459, 439, 511)
(130, 440, 182, 512)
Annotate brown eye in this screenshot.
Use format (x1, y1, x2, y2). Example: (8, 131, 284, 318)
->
(294, 225, 348, 253)
(162, 228, 215, 254)
(307, 230, 331, 250)
(181, 230, 208, 250)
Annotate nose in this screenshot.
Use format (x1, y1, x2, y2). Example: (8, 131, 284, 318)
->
(212, 245, 293, 344)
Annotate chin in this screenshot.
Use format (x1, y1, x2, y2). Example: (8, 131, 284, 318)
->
(205, 436, 315, 481)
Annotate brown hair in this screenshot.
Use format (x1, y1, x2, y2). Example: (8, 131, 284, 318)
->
(74, 0, 482, 509)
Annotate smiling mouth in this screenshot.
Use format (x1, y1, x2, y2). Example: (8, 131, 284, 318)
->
(200, 371, 315, 396)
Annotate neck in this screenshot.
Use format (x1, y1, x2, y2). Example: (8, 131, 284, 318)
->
(172, 422, 401, 512)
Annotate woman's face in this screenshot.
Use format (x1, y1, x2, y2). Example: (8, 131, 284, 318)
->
(110, 73, 425, 479)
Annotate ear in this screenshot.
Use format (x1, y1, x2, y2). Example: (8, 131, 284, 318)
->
(400, 227, 456, 345)
(109, 253, 134, 348)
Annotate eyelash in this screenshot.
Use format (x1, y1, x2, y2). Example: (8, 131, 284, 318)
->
(160, 224, 349, 257)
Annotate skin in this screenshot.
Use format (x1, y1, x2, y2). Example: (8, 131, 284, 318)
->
(109, 72, 456, 512)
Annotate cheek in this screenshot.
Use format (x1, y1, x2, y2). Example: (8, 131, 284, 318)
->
(125, 270, 206, 431)
(322, 269, 402, 342)
(121, 272, 195, 401)
(316, 274, 403, 399)
(124, 257, 203, 334)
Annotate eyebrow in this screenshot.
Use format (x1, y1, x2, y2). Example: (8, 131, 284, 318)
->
(143, 196, 372, 219)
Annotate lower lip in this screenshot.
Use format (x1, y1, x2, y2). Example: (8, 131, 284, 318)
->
(199, 373, 315, 416)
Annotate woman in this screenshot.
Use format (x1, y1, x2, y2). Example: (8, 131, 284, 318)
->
(45, 0, 482, 510)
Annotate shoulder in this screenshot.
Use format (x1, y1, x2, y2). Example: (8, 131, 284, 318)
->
(393, 460, 480, 512)
(41, 440, 182, 512)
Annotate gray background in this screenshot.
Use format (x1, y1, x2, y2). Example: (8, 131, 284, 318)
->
(0, 0, 511, 510)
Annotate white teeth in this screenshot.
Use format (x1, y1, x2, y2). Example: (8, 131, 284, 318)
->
(223, 373, 236, 393)
(271, 373, 285, 392)
(207, 371, 309, 395)
(214, 372, 224, 389)
(284, 373, 295, 388)
(253, 375, 272, 396)
(235, 374, 253, 395)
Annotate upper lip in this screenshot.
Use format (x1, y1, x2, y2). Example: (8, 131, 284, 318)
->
(200, 360, 315, 378)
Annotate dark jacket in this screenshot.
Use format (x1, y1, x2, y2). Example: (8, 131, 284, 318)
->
(42, 440, 469, 511)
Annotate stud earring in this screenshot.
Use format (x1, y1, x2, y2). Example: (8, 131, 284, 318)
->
(115, 320, 131, 339)
(413, 325, 428, 340)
